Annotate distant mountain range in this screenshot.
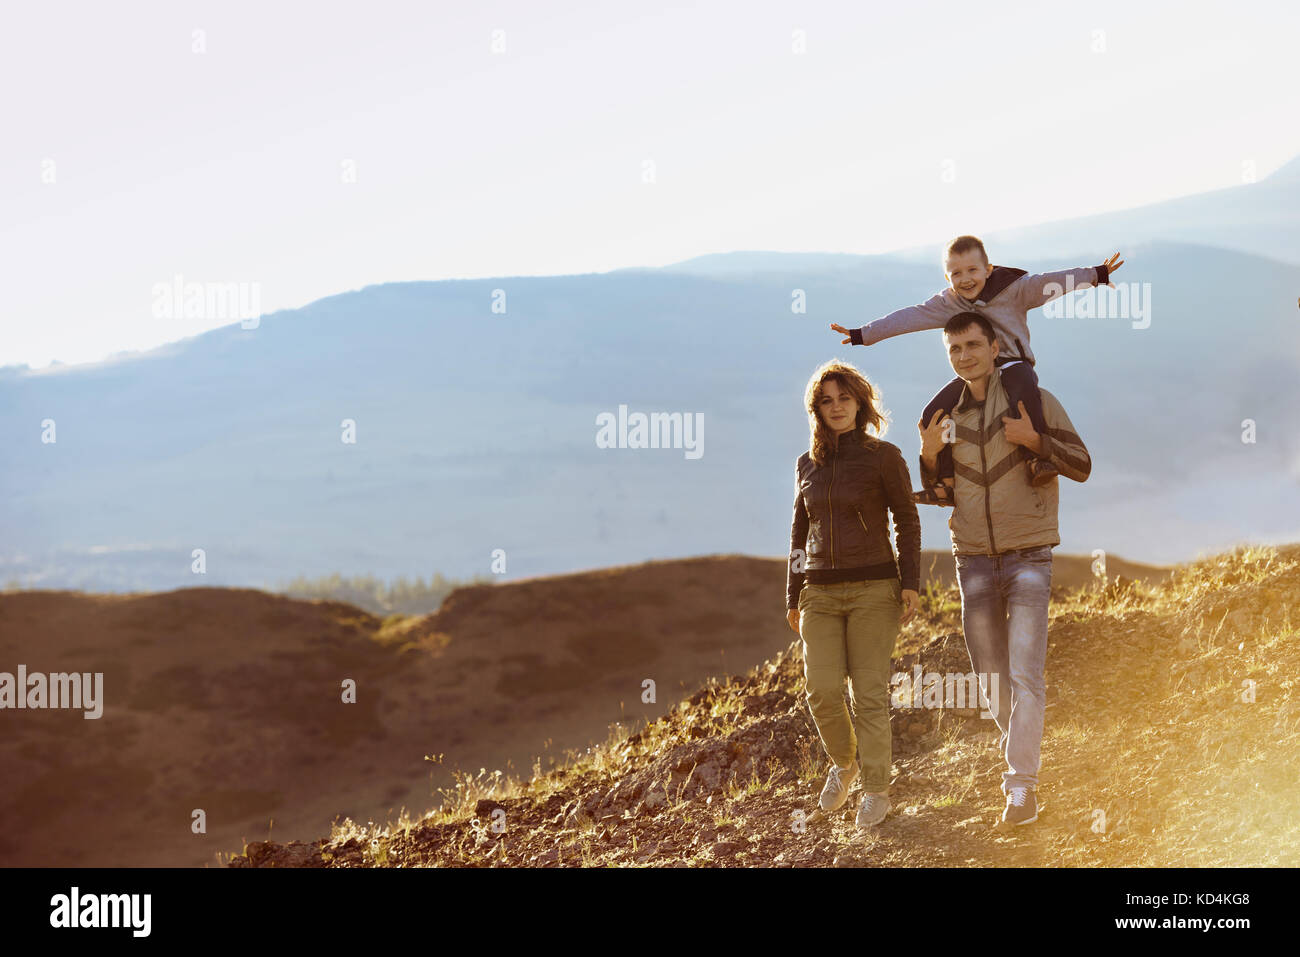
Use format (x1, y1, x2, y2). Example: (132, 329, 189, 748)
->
(2, 162, 1298, 591)
(656, 155, 1300, 273)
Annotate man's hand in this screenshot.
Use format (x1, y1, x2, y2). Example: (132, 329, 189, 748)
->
(1001, 401, 1043, 454)
(786, 608, 800, 636)
(899, 588, 919, 625)
(830, 322, 854, 345)
(918, 407, 951, 468)
(1102, 251, 1124, 287)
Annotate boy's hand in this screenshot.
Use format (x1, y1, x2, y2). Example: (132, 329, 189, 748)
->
(830, 322, 854, 345)
(1001, 401, 1043, 453)
(1102, 252, 1124, 286)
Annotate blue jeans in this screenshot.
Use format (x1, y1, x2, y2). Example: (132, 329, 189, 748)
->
(954, 545, 1052, 792)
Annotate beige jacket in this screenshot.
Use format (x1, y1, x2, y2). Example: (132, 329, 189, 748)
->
(921, 370, 1091, 556)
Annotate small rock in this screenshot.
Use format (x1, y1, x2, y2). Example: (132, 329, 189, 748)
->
(242, 840, 322, 868)
(243, 841, 273, 865)
(691, 761, 722, 792)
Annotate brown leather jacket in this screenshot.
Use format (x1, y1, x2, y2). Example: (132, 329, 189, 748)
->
(787, 431, 921, 608)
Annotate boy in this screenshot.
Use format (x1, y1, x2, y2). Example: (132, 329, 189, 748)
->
(830, 236, 1121, 504)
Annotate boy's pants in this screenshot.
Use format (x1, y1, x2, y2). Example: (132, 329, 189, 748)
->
(955, 545, 1052, 792)
(797, 578, 901, 793)
(921, 360, 1046, 485)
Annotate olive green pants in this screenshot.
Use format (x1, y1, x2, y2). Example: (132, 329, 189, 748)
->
(798, 578, 901, 793)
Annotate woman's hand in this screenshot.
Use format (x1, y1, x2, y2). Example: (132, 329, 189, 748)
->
(786, 608, 801, 636)
(899, 588, 919, 625)
(829, 322, 853, 345)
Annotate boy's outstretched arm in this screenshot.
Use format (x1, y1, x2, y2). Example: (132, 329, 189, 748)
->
(830, 292, 954, 345)
(1016, 251, 1125, 311)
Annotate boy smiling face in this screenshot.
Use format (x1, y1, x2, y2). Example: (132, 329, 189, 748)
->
(945, 247, 996, 301)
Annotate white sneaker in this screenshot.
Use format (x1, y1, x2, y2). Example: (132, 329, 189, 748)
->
(855, 792, 891, 828)
(818, 760, 859, 811)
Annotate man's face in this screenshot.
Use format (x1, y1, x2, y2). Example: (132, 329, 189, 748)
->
(944, 325, 999, 382)
(944, 249, 994, 301)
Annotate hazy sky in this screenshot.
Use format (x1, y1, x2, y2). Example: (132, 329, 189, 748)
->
(3, 0, 1297, 369)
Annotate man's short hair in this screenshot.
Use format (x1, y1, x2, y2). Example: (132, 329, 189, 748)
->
(943, 311, 996, 344)
(944, 235, 988, 264)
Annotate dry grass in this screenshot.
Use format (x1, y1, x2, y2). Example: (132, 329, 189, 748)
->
(234, 544, 1300, 868)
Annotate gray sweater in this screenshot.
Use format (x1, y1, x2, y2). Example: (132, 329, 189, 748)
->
(849, 263, 1109, 365)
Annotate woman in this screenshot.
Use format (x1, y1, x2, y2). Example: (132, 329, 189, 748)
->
(786, 360, 921, 827)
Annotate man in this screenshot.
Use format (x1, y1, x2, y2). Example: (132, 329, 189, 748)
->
(918, 311, 1091, 826)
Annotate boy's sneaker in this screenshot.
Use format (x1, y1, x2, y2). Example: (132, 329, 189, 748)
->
(855, 792, 891, 828)
(1028, 459, 1058, 486)
(1001, 786, 1038, 826)
(818, 760, 858, 811)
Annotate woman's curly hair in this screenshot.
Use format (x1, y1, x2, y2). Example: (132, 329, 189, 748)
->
(803, 360, 890, 466)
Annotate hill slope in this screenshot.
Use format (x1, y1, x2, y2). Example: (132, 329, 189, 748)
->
(0, 550, 1157, 866)
(231, 544, 1300, 867)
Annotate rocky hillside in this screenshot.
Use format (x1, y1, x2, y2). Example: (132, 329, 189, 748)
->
(230, 545, 1300, 868)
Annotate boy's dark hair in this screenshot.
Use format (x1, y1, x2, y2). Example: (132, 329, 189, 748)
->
(945, 235, 988, 264)
(943, 311, 996, 344)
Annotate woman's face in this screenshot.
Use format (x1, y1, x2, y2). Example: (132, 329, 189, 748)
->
(817, 377, 860, 434)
